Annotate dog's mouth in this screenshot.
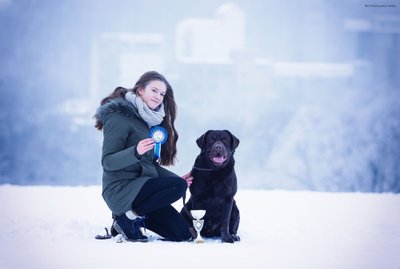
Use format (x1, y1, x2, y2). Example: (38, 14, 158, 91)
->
(209, 142, 229, 166)
(212, 155, 227, 165)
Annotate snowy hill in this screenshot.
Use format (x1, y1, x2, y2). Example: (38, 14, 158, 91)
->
(0, 185, 399, 269)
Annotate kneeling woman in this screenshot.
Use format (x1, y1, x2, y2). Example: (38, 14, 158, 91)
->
(94, 71, 193, 242)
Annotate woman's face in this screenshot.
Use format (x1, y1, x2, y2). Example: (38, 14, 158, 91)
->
(137, 80, 167, 110)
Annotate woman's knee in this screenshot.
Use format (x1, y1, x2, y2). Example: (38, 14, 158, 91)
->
(174, 177, 187, 196)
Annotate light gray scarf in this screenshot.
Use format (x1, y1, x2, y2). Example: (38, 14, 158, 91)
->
(125, 92, 165, 127)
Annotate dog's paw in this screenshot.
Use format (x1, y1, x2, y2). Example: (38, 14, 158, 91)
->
(232, 234, 240, 242)
(221, 235, 235, 243)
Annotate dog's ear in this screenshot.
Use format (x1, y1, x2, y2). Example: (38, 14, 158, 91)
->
(224, 130, 240, 150)
(196, 130, 212, 150)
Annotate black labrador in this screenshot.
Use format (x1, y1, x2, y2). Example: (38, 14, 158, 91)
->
(181, 130, 240, 243)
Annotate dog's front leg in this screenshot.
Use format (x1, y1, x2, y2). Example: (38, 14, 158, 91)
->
(220, 198, 234, 243)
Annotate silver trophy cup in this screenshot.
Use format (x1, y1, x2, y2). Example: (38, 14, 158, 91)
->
(190, 210, 206, 243)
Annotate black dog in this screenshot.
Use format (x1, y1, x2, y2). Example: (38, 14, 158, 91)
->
(181, 130, 240, 243)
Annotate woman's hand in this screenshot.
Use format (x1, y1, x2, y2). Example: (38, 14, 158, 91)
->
(136, 138, 155, 156)
(182, 172, 193, 187)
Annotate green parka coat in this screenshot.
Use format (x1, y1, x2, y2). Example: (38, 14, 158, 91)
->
(95, 98, 178, 215)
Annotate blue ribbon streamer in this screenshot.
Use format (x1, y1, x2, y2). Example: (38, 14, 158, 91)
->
(154, 142, 161, 159)
(149, 126, 168, 160)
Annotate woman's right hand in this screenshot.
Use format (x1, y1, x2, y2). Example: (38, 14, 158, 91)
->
(136, 138, 155, 156)
(182, 172, 193, 187)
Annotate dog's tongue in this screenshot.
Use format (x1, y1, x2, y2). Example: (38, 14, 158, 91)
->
(213, 156, 226, 164)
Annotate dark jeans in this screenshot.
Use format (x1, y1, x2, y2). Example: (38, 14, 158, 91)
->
(132, 177, 191, 241)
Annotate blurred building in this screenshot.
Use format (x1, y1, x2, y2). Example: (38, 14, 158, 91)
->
(60, 33, 166, 127)
(90, 32, 166, 102)
(176, 3, 245, 64)
(345, 15, 400, 88)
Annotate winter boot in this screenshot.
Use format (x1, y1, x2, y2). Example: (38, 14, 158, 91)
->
(113, 214, 148, 242)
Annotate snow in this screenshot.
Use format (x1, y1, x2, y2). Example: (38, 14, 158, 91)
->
(0, 185, 399, 269)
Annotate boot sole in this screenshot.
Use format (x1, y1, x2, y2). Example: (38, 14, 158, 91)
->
(113, 222, 148, 243)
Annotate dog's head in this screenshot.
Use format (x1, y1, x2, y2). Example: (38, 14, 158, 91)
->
(196, 130, 240, 167)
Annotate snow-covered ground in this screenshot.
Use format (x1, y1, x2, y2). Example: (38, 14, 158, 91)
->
(0, 185, 399, 269)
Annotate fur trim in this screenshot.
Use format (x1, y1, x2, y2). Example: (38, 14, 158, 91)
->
(94, 98, 140, 125)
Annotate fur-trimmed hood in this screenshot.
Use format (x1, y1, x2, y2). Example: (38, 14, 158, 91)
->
(94, 98, 140, 125)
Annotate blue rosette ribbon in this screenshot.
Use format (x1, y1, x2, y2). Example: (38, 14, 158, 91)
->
(149, 126, 168, 160)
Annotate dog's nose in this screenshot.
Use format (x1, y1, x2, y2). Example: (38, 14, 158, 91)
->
(214, 143, 223, 151)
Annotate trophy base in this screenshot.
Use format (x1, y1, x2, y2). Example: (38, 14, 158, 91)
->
(194, 239, 205, 244)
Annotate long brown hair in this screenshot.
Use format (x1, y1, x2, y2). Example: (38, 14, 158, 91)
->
(94, 71, 179, 166)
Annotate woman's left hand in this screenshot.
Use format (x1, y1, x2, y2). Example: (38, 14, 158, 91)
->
(182, 172, 193, 187)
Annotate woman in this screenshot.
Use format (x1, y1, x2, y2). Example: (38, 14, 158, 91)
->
(94, 71, 193, 242)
